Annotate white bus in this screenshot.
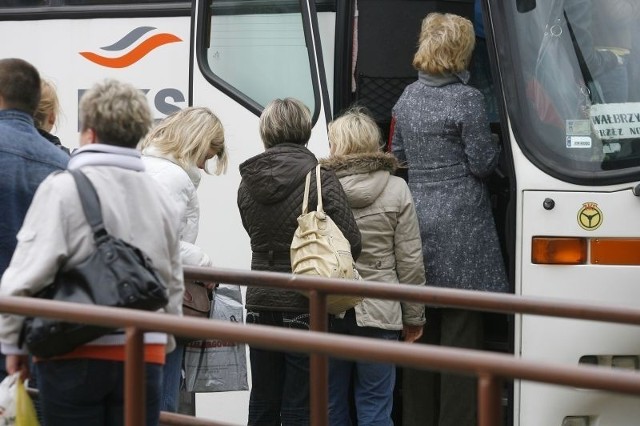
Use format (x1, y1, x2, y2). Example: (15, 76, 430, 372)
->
(2, 0, 640, 425)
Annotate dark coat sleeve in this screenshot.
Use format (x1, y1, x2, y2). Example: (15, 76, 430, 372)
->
(319, 167, 362, 260)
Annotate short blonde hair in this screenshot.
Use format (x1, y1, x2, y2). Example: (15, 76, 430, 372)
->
(412, 13, 475, 75)
(328, 107, 382, 156)
(259, 98, 311, 149)
(34, 79, 60, 131)
(141, 107, 228, 175)
(79, 79, 152, 148)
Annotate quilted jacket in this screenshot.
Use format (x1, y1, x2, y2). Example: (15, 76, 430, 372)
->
(238, 143, 361, 312)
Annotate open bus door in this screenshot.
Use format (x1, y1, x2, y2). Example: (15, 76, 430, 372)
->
(331, 1, 514, 423)
(189, 0, 513, 423)
(190, 0, 334, 272)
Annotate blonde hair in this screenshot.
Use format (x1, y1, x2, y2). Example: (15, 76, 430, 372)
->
(33, 79, 60, 131)
(79, 79, 152, 148)
(412, 13, 475, 75)
(141, 107, 228, 175)
(328, 107, 382, 156)
(259, 98, 311, 149)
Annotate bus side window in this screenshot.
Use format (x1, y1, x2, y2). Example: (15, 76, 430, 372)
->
(0, 0, 188, 4)
(0, 0, 46, 6)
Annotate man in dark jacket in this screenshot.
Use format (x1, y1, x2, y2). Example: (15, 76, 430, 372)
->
(237, 97, 361, 426)
(0, 58, 69, 380)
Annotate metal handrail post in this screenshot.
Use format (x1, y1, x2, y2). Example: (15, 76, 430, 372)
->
(125, 327, 145, 426)
(478, 373, 503, 426)
(309, 290, 329, 426)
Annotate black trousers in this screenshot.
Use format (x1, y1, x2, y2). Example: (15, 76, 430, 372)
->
(402, 308, 483, 426)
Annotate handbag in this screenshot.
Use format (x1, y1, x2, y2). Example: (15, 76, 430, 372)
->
(21, 169, 169, 359)
(290, 165, 363, 315)
(183, 284, 248, 392)
(183, 280, 211, 318)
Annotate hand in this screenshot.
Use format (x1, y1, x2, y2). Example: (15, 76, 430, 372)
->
(6, 354, 29, 381)
(193, 281, 217, 291)
(402, 325, 423, 343)
(204, 282, 219, 291)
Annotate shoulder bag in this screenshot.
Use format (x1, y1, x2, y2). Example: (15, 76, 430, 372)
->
(183, 280, 212, 318)
(21, 169, 169, 358)
(290, 165, 363, 315)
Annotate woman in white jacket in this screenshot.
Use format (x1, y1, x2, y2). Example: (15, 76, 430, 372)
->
(321, 107, 426, 426)
(140, 107, 227, 413)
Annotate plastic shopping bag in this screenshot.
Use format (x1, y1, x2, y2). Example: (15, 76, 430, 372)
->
(0, 373, 39, 426)
(0, 373, 18, 425)
(183, 285, 249, 392)
(15, 380, 38, 426)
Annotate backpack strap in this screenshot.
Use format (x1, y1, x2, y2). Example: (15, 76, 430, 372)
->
(68, 169, 109, 242)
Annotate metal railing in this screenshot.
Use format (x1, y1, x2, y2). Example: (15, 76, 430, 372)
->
(0, 265, 639, 426)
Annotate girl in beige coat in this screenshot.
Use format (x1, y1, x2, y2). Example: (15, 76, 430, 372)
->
(321, 107, 426, 426)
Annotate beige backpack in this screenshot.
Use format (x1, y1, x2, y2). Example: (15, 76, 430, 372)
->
(290, 165, 363, 314)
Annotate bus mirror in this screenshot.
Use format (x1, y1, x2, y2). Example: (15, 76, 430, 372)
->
(516, 0, 536, 13)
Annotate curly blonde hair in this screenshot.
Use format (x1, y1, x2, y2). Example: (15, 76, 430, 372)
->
(79, 79, 152, 148)
(141, 107, 228, 175)
(328, 106, 382, 156)
(33, 79, 60, 131)
(412, 13, 475, 75)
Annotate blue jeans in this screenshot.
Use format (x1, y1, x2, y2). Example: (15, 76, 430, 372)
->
(246, 310, 310, 426)
(161, 341, 184, 412)
(36, 358, 162, 426)
(329, 309, 400, 426)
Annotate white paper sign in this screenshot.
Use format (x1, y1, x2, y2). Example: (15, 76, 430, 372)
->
(590, 102, 640, 140)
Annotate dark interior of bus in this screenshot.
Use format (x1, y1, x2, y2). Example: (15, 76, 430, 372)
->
(335, 1, 514, 423)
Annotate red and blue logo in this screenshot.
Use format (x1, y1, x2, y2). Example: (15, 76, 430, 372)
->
(80, 26, 181, 68)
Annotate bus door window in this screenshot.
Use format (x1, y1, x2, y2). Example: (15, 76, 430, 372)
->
(198, 0, 319, 117)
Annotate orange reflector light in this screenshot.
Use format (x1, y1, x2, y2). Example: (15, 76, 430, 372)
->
(532, 237, 587, 265)
(591, 239, 640, 265)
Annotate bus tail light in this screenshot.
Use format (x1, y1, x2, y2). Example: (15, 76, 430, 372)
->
(591, 239, 640, 265)
(532, 237, 587, 265)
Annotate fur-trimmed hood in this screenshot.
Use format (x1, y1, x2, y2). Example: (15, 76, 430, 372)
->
(320, 151, 399, 178)
(320, 152, 400, 209)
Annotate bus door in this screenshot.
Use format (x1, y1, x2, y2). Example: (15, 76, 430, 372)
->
(190, 0, 335, 269)
(489, 0, 640, 424)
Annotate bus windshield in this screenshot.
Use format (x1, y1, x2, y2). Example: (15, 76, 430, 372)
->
(498, 0, 640, 183)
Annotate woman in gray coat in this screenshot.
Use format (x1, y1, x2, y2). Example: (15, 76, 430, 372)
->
(322, 107, 425, 426)
(391, 12, 508, 426)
